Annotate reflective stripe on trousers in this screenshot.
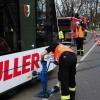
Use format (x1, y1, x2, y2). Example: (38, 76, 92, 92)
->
(61, 95, 70, 100)
(77, 49, 84, 52)
(69, 87, 76, 92)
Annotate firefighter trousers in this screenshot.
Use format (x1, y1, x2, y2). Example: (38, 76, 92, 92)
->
(58, 52, 77, 100)
(76, 38, 84, 56)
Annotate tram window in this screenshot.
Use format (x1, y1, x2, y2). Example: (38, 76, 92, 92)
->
(0, 38, 11, 55)
(36, 20, 50, 47)
(0, 1, 20, 55)
(36, 0, 52, 48)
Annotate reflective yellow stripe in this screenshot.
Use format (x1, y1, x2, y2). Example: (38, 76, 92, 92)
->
(80, 49, 84, 51)
(61, 95, 70, 100)
(69, 87, 76, 91)
(77, 49, 84, 52)
(77, 50, 81, 51)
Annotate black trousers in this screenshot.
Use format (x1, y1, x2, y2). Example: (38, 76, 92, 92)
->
(58, 52, 77, 96)
(76, 38, 84, 55)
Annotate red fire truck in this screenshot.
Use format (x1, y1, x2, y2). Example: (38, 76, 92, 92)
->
(57, 17, 80, 44)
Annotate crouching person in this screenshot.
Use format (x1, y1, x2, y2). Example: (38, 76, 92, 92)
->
(41, 42, 77, 100)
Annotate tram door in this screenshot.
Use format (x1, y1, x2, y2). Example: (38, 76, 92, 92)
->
(19, 0, 36, 50)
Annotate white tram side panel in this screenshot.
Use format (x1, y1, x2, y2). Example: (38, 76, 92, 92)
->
(0, 47, 56, 94)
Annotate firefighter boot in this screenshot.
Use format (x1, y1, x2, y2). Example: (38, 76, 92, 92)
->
(77, 50, 80, 55)
(80, 50, 84, 56)
(70, 91, 76, 100)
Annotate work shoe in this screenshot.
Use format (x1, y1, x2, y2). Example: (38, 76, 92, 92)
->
(80, 52, 84, 56)
(77, 51, 80, 55)
(70, 91, 75, 100)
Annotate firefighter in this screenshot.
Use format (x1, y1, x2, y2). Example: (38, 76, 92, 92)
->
(41, 42, 77, 100)
(75, 21, 85, 56)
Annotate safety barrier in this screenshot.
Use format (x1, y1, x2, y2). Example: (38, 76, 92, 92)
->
(93, 31, 100, 46)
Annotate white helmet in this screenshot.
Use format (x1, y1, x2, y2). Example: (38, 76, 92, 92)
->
(76, 21, 80, 25)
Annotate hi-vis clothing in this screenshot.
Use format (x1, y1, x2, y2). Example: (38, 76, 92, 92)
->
(54, 44, 73, 62)
(45, 43, 77, 100)
(61, 95, 70, 100)
(58, 31, 64, 39)
(76, 26, 84, 38)
(75, 26, 84, 56)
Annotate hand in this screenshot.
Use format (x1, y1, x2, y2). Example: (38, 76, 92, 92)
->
(41, 55, 45, 62)
(54, 61, 59, 65)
